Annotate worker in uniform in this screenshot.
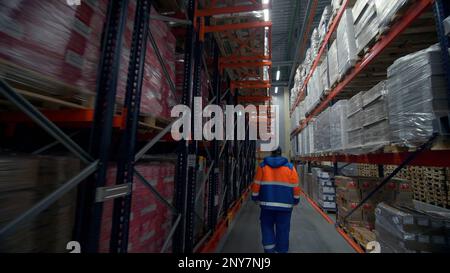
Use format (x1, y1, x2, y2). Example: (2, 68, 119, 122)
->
(251, 147, 300, 253)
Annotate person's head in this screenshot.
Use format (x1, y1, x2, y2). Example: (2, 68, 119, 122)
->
(271, 146, 282, 157)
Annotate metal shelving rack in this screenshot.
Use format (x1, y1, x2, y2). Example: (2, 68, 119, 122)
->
(289, 0, 450, 168)
(288, 0, 450, 249)
(0, 0, 270, 253)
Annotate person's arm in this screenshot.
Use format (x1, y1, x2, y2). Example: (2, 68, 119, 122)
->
(251, 165, 263, 202)
(291, 167, 301, 205)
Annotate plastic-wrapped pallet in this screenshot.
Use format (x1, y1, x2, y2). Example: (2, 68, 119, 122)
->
(387, 44, 450, 147)
(353, 0, 380, 55)
(328, 41, 339, 87)
(362, 81, 391, 149)
(0, 0, 107, 99)
(308, 120, 316, 155)
(311, 168, 322, 202)
(331, 0, 344, 15)
(320, 55, 330, 91)
(299, 101, 306, 121)
(347, 92, 365, 151)
(444, 16, 450, 36)
(330, 100, 349, 152)
(375, 202, 450, 253)
(347, 91, 364, 129)
(306, 69, 323, 113)
(374, 0, 409, 30)
(336, 9, 358, 78)
(318, 6, 332, 44)
(291, 107, 300, 130)
(311, 28, 320, 57)
(314, 108, 331, 153)
(297, 133, 303, 156)
(313, 115, 321, 154)
(317, 171, 337, 211)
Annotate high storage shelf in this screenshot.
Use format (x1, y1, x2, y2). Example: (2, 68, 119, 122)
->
(0, 0, 269, 253)
(289, 0, 450, 167)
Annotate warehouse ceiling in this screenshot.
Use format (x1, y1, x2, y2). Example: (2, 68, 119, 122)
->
(271, 0, 331, 86)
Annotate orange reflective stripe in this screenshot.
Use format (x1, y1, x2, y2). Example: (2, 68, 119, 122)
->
(259, 165, 294, 183)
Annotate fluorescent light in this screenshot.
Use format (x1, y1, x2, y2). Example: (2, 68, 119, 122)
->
(263, 9, 269, 21)
(275, 87, 278, 94)
(276, 70, 280, 81)
(262, 0, 270, 4)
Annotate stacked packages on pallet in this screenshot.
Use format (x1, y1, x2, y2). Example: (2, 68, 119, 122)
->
(375, 0, 410, 30)
(336, 9, 358, 78)
(352, 0, 380, 55)
(0, 0, 108, 95)
(318, 6, 332, 44)
(330, 100, 348, 152)
(362, 81, 391, 150)
(317, 171, 337, 211)
(118, 2, 176, 118)
(328, 41, 339, 88)
(0, 0, 177, 119)
(306, 69, 323, 114)
(0, 155, 80, 253)
(375, 202, 450, 253)
(99, 160, 175, 253)
(335, 176, 413, 231)
(387, 44, 450, 147)
(346, 91, 365, 151)
(314, 108, 331, 153)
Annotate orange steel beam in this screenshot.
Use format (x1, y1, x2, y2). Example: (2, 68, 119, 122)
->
(197, 4, 270, 17)
(221, 60, 272, 69)
(234, 83, 272, 89)
(233, 80, 270, 85)
(204, 21, 272, 33)
(220, 55, 270, 63)
(0, 109, 124, 128)
(239, 96, 271, 102)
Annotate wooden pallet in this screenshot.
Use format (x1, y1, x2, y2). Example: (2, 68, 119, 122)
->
(0, 59, 95, 109)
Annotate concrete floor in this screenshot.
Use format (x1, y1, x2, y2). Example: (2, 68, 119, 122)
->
(220, 197, 355, 253)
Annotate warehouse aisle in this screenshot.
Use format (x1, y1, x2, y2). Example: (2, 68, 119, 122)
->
(220, 197, 355, 253)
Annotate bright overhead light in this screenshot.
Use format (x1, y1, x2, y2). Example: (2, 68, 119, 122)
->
(263, 9, 269, 21)
(262, 0, 270, 4)
(275, 87, 278, 94)
(276, 70, 281, 81)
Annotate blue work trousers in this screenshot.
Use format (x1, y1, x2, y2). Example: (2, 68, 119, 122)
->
(260, 208, 292, 253)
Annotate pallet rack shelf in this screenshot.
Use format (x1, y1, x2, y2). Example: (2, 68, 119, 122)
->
(291, 0, 436, 128)
(289, 0, 450, 168)
(0, 0, 270, 253)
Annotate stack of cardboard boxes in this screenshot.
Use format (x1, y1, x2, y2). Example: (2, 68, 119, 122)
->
(0, 0, 177, 120)
(0, 155, 80, 253)
(375, 202, 450, 252)
(99, 160, 175, 253)
(335, 176, 413, 230)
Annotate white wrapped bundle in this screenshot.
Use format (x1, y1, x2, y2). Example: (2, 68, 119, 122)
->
(336, 9, 357, 77)
(353, 0, 380, 55)
(387, 44, 450, 147)
(374, 0, 409, 29)
(330, 100, 348, 152)
(328, 41, 339, 87)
